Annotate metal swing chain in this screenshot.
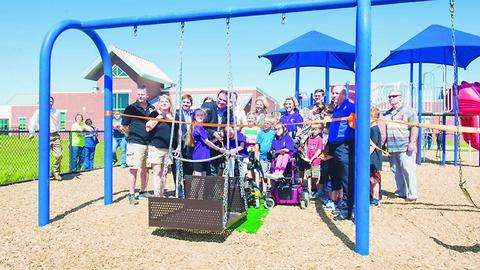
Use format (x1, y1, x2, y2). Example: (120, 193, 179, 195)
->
(133, 25, 138, 37)
(175, 22, 186, 197)
(222, 18, 232, 228)
(225, 18, 248, 214)
(281, 13, 286, 25)
(450, 0, 478, 208)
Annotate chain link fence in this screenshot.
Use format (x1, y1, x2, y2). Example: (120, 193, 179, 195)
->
(0, 130, 116, 185)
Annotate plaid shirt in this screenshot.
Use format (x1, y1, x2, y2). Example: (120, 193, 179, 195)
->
(383, 105, 418, 153)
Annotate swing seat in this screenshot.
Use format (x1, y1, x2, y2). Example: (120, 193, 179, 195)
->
(148, 176, 247, 232)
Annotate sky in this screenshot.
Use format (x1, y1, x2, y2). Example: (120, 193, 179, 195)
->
(1, 0, 479, 104)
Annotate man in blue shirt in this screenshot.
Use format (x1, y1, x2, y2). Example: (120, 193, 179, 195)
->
(327, 86, 355, 221)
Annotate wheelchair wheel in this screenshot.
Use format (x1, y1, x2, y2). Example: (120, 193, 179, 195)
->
(264, 198, 275, 209)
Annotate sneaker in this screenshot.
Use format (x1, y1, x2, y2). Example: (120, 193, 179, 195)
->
(314, 190, 325, 198)
(128, 194, 138, 205)
(333, 211, 353, 222)
(337, 200, 347, 210)
(370, 198, 380, 208)
(405, 197, 417, 202)
(323, 200, 336, 211)
(121, 164, 127, 168)
(53, 173, 62, 181)
(138, 191, 153, 200)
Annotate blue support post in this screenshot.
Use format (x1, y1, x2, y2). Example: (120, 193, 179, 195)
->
(295, 55, 300, 101)
(325, 58, 330, 104)
(39, 21, 113, 226)
(453, 65, 459, 166)
(85, 30, 113, 205)
(355, 0, 371, 256)
(410, 62, 414, 108)
(39, 20, 82, 227)
(417, 62, 423, 165)
(442, 114, 446, 166)
(310, 93, 314, 107)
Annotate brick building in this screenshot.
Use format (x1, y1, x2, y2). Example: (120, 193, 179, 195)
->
(0, 46, 277, 131)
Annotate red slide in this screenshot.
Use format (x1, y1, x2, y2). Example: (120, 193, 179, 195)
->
(458, 81, 480, 151)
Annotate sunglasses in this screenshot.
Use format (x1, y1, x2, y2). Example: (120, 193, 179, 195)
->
(388, 95, 401, 98)
(275, 127, 283, 130)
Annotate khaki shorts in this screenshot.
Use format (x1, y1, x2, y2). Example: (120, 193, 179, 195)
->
(147, 146, 172, 167)
(304, 165, 321, 179)
(126, 143, 148, 169)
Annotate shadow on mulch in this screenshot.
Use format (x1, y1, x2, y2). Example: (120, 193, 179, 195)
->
(430, 237, 480, 253)
(381, 201, 480, 213)
(151, 228, 231, 243)
(421, 156, 479, 167)
(50, 189, 129, 223)
(314, 201, 354, 251)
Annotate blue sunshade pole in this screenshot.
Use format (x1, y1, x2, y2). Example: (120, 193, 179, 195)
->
(355, 0, 371, 256)
(417, 61, 423, 165)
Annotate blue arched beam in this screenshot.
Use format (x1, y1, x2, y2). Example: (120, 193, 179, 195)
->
(39, 21, 113, 227)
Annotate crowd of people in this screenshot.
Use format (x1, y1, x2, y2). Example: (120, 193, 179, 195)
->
(117, 84, 419, 222)
(27, 84, 419, 222)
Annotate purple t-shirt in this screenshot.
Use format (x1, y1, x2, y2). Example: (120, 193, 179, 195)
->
(192, 125, 210, 160)
(271, 134, 295, 153)
(225, 131, 248, 158)
(279, 111, 304, 133)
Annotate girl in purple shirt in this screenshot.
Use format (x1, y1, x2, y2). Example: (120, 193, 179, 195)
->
(186, 108, 225, 176)
(266, 122, 295, 179)
(279, 96, 303, 136)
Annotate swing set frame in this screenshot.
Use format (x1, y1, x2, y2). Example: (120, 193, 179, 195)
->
(37, 0, 432, 256)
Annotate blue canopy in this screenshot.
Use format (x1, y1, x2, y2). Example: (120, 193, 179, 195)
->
(373, 24, 480, 70)
(259, 30, 356, 73)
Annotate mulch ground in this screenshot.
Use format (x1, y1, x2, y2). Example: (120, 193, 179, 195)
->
(0, 151, 479, 269)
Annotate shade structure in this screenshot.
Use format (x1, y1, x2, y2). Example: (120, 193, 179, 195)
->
(373, 24, 480, 167)
(259, 30, 355, 103)
(260, 30, 356, 73)
(373, 24, 480, 70)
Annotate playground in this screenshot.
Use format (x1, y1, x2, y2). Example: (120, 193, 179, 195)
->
(1, 151, 478, 269)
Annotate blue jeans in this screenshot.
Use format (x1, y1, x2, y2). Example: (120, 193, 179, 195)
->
(389, 151, 417, 199)
(83, 146, 96, 170)
(112, 137, 127, 166)
(70, 146, 84, 172)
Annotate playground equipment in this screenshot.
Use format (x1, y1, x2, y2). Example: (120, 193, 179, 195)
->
(458, 81, 480, 151)
(37, 0, 434, 256)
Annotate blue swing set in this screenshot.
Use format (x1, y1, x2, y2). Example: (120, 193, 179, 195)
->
(37, 0, 433, 256)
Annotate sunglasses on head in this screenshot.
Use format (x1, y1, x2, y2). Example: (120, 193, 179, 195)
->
(388, 95, 401, 98)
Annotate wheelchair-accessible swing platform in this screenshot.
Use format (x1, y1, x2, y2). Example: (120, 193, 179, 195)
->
(148, 175, 247, 232)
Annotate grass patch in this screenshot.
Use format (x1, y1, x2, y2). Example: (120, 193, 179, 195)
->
(235, 198, 270, 234)
(0, 135, 119, 185)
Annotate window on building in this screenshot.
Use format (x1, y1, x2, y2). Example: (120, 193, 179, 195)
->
(0, 119, 9, 130)
(18, 117, 26, 131)
(112, 66, 128, 78)
(59, 112, 66, 131)
(113, 93, 129, 111)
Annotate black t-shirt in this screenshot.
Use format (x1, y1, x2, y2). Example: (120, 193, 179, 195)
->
(148, 111, 178, 149)
(122, 102, 154, 145)
(370, 125, 382, 171)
